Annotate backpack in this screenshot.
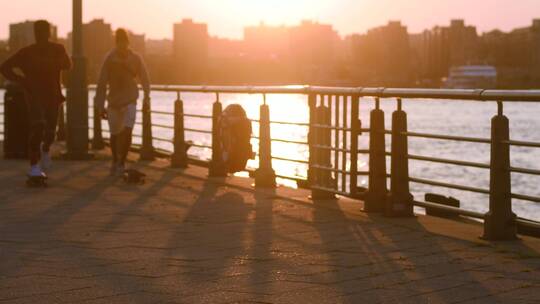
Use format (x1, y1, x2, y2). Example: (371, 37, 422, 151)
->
(220, 104, 254, 173)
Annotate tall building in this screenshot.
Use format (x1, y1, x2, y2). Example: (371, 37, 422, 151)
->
(128, 31, 146, 56)
(146, 39, 173, 56)
(0, 40, 9, 85)
(244, 23, 289, 59)
(416, 20, 479, 82)
(9, 20, 58, 52)
(350, 21, 412, 86)
(173, 19, 208, 84)
(67, 19, 114, 83)
(288, 20, 339, 83)
(480, 19, 540, 88)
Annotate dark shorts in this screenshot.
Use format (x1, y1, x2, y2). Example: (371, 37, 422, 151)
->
(26, 100, 59, 130)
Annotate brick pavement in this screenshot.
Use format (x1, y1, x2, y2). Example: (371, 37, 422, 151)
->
(0, 150, 539, 303)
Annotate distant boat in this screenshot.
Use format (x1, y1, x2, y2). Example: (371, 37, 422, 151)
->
(444, 65, 497, 89)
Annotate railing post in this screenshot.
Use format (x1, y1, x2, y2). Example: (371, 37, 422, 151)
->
(483, 101, 516, 240)
(386, 98, 414, 217)
(364, 98, 388, 212)
(139, 97, 155, 161)
(312, 95, 336, 200)
(255, 95, 276, 187)
(307, 94, 317, 185)
(171, 92, 188, 168)
(91, 101, 104, 150)
(56, 104, 66, 141)
(349, 95, 360, 197)
(209, 93, 227, 177)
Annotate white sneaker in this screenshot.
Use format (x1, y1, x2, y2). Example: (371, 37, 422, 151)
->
(28, 165, 45, 177)
(40, 150, 52, 171)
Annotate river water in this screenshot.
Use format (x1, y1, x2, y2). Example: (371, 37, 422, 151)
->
(1, 89, 539, 221)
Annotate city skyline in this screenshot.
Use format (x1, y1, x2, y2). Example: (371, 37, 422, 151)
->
(0, 0, 538, 40)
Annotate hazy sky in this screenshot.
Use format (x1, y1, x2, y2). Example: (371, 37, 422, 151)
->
(0, 0, 538, 39)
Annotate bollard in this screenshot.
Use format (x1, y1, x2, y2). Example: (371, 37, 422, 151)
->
(386, 98, 414, 217)
(254, 96, 276, 187)
(349, 95, 360, 197)
(364, 98, 388, 212)
(483, 101, 517, 240)
(91, 102, 104, 150)
(56, 104, 66, 141)
(209, 94, 227, 177)
(171, 95, 188, 168)
(307, 94, 317, 186)
(139, 97, 155, 161)
(311, 96, 336, 200)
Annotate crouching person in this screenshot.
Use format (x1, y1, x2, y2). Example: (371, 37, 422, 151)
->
(94, 29, 150, 176)
(220, 104, 254, 174)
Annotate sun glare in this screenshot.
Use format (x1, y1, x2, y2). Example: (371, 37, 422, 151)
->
(229, 0, 323, 25)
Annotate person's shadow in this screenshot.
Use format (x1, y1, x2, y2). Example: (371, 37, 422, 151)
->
(165, 180, 251, 286)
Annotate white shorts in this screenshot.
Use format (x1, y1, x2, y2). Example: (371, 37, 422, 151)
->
(107, 103, 137, 135)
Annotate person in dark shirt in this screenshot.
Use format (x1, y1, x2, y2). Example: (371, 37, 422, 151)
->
(0, 20, 71, 177)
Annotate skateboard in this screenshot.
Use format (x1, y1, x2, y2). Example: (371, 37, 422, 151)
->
(123, 169, 146, 185)
(26, 173, 48, 188)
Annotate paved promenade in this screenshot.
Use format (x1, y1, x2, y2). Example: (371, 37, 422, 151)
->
(1, 149, 539, 303)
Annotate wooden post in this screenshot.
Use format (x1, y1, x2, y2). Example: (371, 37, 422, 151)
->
(65, 0, 90, 159)
(255, 95, 276, 187)
(91, 101, 104, 150)
(209, 93, 227, 177)
(483, 101, 517, 240)
(312, 95, 336, 200)
(139, 97, 155, 161)
(386, 98, 414, 217)
(349, 95, 360, 197)
(364, 98, 388, 212)
(171, 93, 188, 168)
(307, 94, 317, 186)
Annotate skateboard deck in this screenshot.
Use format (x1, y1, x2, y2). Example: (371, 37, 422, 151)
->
(26, 174, 48, 187)
(123, 169, 146, 185)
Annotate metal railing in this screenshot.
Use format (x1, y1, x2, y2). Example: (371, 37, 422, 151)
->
(91, 85, 540, 240)
(3, 85, 540, 240)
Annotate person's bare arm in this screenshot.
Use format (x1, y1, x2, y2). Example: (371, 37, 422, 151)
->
(94, 54, 110, 113)
(137, 55, 150, 99)
(0, 50, 25, 84)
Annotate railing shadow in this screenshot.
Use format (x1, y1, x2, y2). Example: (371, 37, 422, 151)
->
(311, 199, 499, 303)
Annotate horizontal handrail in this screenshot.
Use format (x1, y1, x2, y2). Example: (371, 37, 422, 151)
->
(151, 110, 174, 116)
(145, 85, 540, 102)
(407, 154, 491, 169)
(272, 156, 309, 164)
(271, 138, 308, 145)
(190, 143, 212, 149)
(511, 193, 540, 203)
(185, 128, 212, 134)
(504, 140, 540, 148)
(271, 120, 309, 127)
(184, 113, 213, 119)
(82, 84, 540, 101)
(396, 131, 491, 144)
(409, 176, 490, 194)
(510, 166, 540, 176)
